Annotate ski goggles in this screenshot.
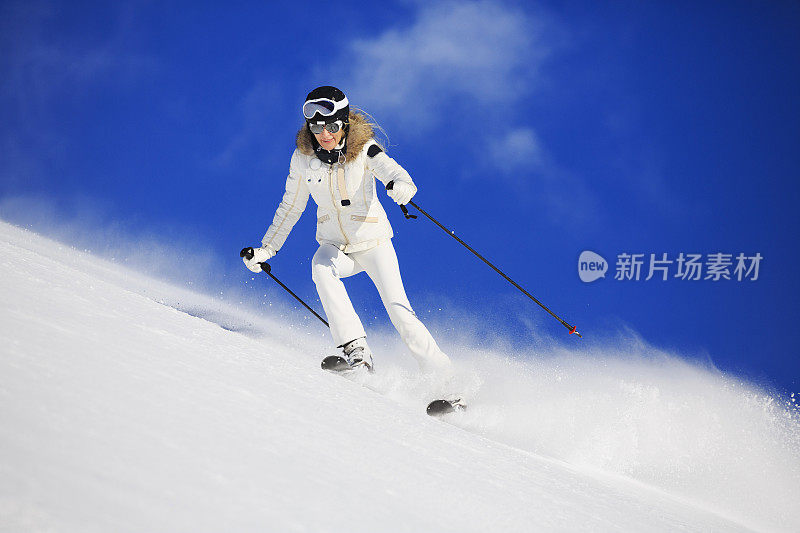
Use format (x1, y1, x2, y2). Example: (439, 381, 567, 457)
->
(302, 96, 349, 120)
(309, 121, 344, 135)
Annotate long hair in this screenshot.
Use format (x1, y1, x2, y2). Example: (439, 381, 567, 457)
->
(351, 106, 391, 150)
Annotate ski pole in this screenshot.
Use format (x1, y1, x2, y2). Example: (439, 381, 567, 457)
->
(240, 247, 329, 328)
(386, 182, 581, 338)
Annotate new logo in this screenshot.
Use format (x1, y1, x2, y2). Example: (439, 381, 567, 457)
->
(578, 251, 607, 283)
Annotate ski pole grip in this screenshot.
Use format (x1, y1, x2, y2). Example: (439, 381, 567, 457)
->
(385, 181, 417, 220)
(239, 247, 271, 273)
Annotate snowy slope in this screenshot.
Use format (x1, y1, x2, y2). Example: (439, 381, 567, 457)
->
(1, 220, 797, 532)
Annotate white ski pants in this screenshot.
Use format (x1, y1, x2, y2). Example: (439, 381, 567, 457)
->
(311, 239, 451, 372)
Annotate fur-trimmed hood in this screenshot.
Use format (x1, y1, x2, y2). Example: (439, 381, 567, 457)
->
(295, 112, 375, 162)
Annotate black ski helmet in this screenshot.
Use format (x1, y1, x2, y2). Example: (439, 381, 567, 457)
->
(303, 86, 350, 125)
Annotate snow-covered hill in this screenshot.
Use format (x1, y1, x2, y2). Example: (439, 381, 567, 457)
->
(1, 220, 798, 532)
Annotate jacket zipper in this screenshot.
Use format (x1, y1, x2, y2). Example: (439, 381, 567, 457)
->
(328, 164, 350, 245)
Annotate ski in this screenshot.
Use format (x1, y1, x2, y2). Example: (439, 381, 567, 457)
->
(321, 355, 351, 372)
(321, 355, 373, 373)
(426, 398, 466, 417)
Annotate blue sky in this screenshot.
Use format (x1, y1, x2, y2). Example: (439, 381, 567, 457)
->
(2, 1, 798, 392)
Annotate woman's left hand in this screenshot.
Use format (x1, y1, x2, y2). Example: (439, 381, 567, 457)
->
(387, 181, 416, 206)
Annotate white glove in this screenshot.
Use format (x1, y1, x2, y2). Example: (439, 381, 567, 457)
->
(387, 180, 416, 205)
(243, 246, 275, 273)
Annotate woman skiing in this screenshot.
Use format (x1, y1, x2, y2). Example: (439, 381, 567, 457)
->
(243, 86, 452, 376)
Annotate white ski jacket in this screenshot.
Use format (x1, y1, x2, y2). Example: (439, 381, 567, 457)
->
(261, 113, 416, 254)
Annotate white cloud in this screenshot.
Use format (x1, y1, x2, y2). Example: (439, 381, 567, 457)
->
(212, 81, 283, 169)
(334, 0, 550, 129)
(487, 127, 545, 173)
(315, 1, 598, 227)
(481, 126, 597, 226)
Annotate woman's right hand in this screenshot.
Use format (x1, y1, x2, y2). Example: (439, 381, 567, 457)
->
(242, 246, 275, 273)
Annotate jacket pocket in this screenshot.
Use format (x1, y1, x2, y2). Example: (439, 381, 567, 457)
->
(350, 214, 379, 223)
